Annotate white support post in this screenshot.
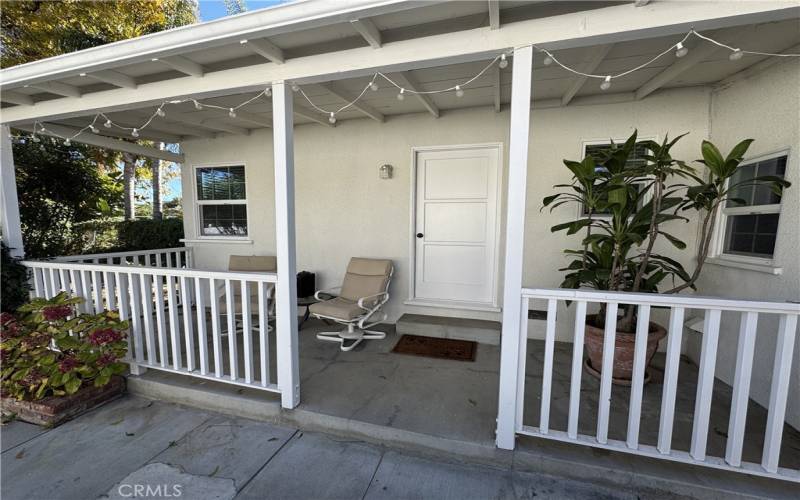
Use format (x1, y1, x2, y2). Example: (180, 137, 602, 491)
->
(272, 81, 300, 409)
(1, 126, 24, 258)
(495, 45, 533, 450)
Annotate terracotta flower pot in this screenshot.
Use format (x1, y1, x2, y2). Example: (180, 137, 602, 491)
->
(584, 321, 667, 384)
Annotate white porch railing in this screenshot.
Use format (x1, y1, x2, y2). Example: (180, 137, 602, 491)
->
(505, 288, 799, 483)
(53, 247, 192, 268)
(22, 257, 280, 395)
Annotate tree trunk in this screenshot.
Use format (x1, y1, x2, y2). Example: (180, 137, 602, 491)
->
(152, 144, 163, 221)
(122, 152, 136, 221)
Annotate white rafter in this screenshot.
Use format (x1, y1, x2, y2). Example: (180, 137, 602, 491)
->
(82, 70, 137, 89)
(157, 55, 205, 78)
(1, 91, 34, 106)
(350, 18, 382, 48)
(717, 42, 800, 88)
(28, 81, 82, 98)
(17, 122, 184, 162)
(561, 43, 615, 106)
(392, 71, 439, 118)
(319, 82, 384, 122)
(292, 104, 335, 127)
(242, 38, 285, 64)
(488, 0, 500, 30)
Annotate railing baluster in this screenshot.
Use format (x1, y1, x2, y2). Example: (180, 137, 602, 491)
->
(68, 269, 80, 305)
(81, 270, 94, 313)
(209, 278, 223, 378)
(539, 298, 557, 434)
(33, 268, 44, 297)
(241, 280, 253, 384)
(627, 304, 651, 449)
(166, 275, 182, 370)
(725, 311, 758, 467)
(515, 296, 530, 431)
(568, 300, 587, 439)
(153, 274, 168, 367)
(139, 274, 156, 364)
(91, 271, 103, 312)
(128, 273, 145, 363)
(690, 308, 722, 460)
(258, 281, 270, 387)
(58, 269, 69, 295)
(180, 276, 196, 372)
(115, 272, 130, 322)
(225, 279, 239, 380)
(48, 268, 58, 297)
(194, 277, 209, 375)
(658, 306, 685, 454)
(597, 302, 618, 444)
(762, 313, 798, 473)
(103, 271, 117, 311)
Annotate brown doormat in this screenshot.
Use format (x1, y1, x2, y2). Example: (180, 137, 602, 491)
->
(392, 334, 477, 362)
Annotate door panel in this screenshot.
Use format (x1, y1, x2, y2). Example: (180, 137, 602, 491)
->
(414, 146, 500, 305)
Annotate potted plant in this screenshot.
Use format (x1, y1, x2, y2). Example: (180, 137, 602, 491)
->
(1, 292, 129, 426)
(542, 131, 790, 383)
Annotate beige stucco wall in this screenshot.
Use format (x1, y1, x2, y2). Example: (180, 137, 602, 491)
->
(181, 86, 710, 330)
(689, 59, 800, 429)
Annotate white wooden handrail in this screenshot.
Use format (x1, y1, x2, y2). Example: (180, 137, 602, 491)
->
(53, 247, 189, 262)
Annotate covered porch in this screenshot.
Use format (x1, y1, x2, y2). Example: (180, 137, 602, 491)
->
(2, 0, 799, 491)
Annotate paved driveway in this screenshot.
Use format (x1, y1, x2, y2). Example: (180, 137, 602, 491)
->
(1, 396, 641, 500)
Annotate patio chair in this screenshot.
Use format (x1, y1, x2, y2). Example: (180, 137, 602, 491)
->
(309, 257, 393, 351)
(216, 255, 276, 333)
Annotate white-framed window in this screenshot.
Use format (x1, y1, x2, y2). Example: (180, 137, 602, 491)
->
(717, 152, 788, 262)
(578, 139, 652, 218)
(194, 164, 248, 237)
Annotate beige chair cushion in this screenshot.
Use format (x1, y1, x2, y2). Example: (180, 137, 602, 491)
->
(309, 297, 363, 321)
(218, 293, 260, 315)
(339, 258, 392, 306)
(228, 255, 277, 273)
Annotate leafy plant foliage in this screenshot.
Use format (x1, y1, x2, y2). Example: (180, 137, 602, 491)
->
(1, 293, 128, 400)
(1, 242, 29, 313)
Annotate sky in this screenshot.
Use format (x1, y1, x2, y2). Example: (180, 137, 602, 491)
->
(198, 0, 286, 21)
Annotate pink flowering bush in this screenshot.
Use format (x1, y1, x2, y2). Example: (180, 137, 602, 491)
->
(0, 292, 128, 400)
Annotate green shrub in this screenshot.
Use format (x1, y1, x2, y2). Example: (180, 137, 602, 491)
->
(1, 242, 29, 313)
(0, 293, 128, 400)
(115, 218, 184, 251)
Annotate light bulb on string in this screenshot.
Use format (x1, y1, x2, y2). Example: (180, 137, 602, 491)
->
(31, 134, 40, 143)
(729, 49, 744, 61)
(397, 88, 405, 101)
(675, 42, 688, 58)
(543, 54, 554, 66)
(194, 100, 203, 110)
(90, 125, 99, 134)
(156, 108, 166, 117)
(370, 81, 379, 91)
(131, 128, 139, 138)
(498, 53, 508, 69)
(328, 112, 336, 124)
(455, 85, 464, 98)
(229, 108, 237, 118)
(265, 87, 272, 97)
(600, 76, 612, 91)
(64, 138, 71, 146)
(291, 83, 300, 92)
(104, 119, 112, 128)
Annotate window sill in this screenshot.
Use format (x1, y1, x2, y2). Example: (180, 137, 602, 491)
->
(706, 257, 782, 275)
(181, 238, 253, 245)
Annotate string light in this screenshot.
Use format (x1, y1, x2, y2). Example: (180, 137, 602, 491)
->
(17, 29, 797, 147)
(64, 138, 71, 146)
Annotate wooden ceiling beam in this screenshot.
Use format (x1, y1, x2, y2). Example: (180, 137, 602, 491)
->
(29, 81, 82, 98)
(488, 0, 500, 30)
(561, 43, 615, 106)
(350, 18, 382, 48)
(157, 55, 205, 78)
(319, 82, 384, 122)
(81, 69, 137, 89)
(392, 71, 439, 118)
(242, 38, 285, 64)
(1, 91, 34, 106)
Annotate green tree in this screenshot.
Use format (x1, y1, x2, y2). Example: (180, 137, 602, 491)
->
(1, 1, 197, 256)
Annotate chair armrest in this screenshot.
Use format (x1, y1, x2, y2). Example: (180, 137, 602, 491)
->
(314, 286, 342, 301)
(357, 291, 389, 309)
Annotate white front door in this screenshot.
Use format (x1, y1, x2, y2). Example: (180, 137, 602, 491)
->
(413, 145, 501, 305)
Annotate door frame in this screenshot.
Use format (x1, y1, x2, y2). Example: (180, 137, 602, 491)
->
(407, 142, 504, 311)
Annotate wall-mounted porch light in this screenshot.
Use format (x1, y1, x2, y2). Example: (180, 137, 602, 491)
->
(379, 164, 393, 179)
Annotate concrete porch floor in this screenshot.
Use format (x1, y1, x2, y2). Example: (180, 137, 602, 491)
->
(127, 318, 800, 497)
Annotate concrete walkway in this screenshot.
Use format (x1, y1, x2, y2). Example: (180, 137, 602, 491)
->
(1, 396, 647, 500)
